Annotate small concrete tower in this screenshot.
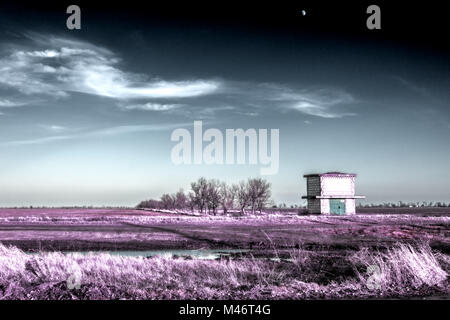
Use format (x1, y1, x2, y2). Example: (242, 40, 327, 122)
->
(302, 172, 365, 215)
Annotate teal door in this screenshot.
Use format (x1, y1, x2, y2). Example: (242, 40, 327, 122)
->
(330, 199, 346, 215)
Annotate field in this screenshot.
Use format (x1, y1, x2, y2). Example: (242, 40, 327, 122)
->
(0, 208, 449, 299)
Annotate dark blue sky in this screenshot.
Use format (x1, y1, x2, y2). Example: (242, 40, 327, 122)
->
(0, 1, 449, 206)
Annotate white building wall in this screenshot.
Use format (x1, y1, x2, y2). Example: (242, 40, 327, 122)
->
(320, 199, 330, 214)
(345, 199, 356, 214)
(320, 176, 355, 196)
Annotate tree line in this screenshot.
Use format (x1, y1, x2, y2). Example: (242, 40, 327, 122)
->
(137, 177, 272, 215)
(357, 201, 450, 208)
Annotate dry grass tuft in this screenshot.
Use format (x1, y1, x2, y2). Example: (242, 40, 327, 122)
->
(351, 243, 448, 294)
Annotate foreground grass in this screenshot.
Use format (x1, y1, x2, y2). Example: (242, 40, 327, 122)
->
(0, 243, 448, 299)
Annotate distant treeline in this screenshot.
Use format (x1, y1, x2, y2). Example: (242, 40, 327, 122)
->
(0, 206, 133, 209)
(137, 177, 272, 215)
(357, 201, 450, 208)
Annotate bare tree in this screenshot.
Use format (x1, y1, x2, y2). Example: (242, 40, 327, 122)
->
(206, 179, 221, 215)
(160, 193, 175, 209)
(256, 180, 271, 214)
(219, 182, 237, 215)
(174, 189, 187, 209)
(190, 182, 201, 212)
(187, 192, 196, 212)
(247, 178, 271, 214)
(236, 180, 250, 215)
(140, 176, 271, 216)
(136, 199, 161, 209)
(247, 179, 258, 214)
(191, 177, 208, 214)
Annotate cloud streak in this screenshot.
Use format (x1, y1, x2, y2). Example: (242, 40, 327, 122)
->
(0, 35, 220, 101)
(0, 34, 356, 120)
(273, 87, 356, 118)
(219, 82, 357, 119)
(119, 102, 182, 111)
(0, 99, 27, 107)
(0, 123, 191, 147)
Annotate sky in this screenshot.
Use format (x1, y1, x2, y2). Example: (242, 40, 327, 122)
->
(0, 2, 449, 206)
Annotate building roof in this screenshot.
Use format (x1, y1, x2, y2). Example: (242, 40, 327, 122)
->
(303, 172, 357, 178)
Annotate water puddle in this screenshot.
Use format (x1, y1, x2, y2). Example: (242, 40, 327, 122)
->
(30, 249, 249, 260)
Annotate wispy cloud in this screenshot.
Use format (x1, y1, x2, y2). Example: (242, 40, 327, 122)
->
(39, 124, 68, 132)
(391, 75, 445, 106)
(290, 101, 356, 118)
(0, 35, 220, 100)
(221, 82, 357, 119)
(0, 34, 356, 120)
(0, 123, 191, 147)
(0, 99, 26, 107)
(119, 102, 182, 111)
(392, 76, 429, 97)
(197, 105, 236, 118)
(272, 87, 356, 118)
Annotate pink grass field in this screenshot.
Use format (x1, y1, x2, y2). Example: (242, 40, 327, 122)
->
(0, 208, 449, 251)
(0, 208, 449, 299)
